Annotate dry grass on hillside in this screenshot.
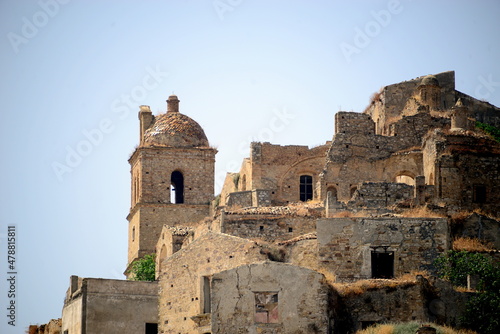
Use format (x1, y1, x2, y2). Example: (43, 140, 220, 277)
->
(450, 209, 499, 224)
(332, 271, 428, 297)
(399, 206, 446, 218)
(356, 322, 478, 334)
(452, 237, 495, 252)
(330, 210, 373, 218)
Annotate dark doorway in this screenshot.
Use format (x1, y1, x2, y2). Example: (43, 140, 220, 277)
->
(371, 251, 394, 278)
(299, 175, 313, 202)
(171, 171, 184, 204)
(203, 276, 211, 313)
(473, 185, 486, 203)
(145, 323, 158, 334)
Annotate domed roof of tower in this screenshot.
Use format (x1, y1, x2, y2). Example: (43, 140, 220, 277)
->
(143, 95, 209, 148)
(419, 75, 440, 87)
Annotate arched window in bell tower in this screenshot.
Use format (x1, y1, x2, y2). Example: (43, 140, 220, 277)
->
(170, 171, 184, 204)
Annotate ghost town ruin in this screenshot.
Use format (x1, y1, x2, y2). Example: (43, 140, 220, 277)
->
(32, 71, 500, 334)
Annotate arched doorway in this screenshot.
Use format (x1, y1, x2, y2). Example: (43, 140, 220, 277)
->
(326, 186, 337, 199)
(395, 172, 416, 186)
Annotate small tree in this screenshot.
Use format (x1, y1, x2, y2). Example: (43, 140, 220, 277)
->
(129, 254, 156, 281)
(435, 250, 500, 334)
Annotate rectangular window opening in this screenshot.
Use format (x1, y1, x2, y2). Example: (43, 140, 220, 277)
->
(254, 292, 279, 324)
(203, 276, 211, 314)
(371, 250, 394, 279)
(473, 185, 486, 203)
(299, 175, 313, 202)
(145, 323, 158, 334)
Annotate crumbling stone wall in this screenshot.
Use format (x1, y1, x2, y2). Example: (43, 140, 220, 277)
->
(317, 218, 449, 281)
(127, 203, 209, 272)
(281, 235, 320, 273)
(365, 71, 456, 135)
(29, 319, 62, 334)
(222, 142, 330, 205)
(335, 276, 468, 332)
(225, 189, 272, 208)
(221, 214, 317, 243)
(337, 281, 426, 332)
(348, 182, 414, 209)
(225, 190, 253, 207)
(423, 131, 500, 214)
(158, 232, 267, 334)
(219, 172, 239, 206)
(452, 213, 500, 249)
(456, 90, 500, 128)
(155, 225, 193, 277)
(211, 262, 333, 334)
(320, 145, 423, 202)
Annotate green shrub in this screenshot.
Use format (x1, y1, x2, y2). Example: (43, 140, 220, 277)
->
(129, 254, 156, 281)
(434, 250, 500, 334)
(476, 121, 500, 142)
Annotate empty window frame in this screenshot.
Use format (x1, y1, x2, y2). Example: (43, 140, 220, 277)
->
(371, 250, 394, 279)
(145, 323, 158, 334)
(299, 175, 313, 202)
(473, 184, 486, 203)
(202, 276, 211, 314)
(170, 171, 184, 204)
(254, 292, 279, 324)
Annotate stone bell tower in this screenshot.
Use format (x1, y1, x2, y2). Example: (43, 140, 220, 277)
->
(125, 95, 216, 276)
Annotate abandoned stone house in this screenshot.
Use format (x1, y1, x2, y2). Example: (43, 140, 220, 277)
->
(50, 71, 500, 334)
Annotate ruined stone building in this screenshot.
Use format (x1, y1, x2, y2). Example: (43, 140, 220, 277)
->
(51, 71, 500, 334)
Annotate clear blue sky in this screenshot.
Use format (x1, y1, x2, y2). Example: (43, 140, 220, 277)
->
(1, 0, 499, 332)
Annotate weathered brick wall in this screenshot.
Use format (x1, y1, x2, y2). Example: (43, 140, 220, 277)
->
(29, 319, 62, 334)
(225, 190, 252, 208)
(130, 147, 216, 206)
(321, 149, 423, 202)
(428, 132, 500, 214)
(219, 172, 238, 206)
(155, 225, 192, 277)
(365, 71, 456, 135)
(348, 182, 414, 208)
(388, 113, 450, 144)
(339, 282, 426, 331)
(158, 232, 267, 334)
(238, 158, 252, 191)
(242, 142, 329, 203)
(335, 112, 375, 135)
(317, 218, 449, 281)
(221, 214, 317, 243)
(211, 262, 332, 334)
(328, 112, 447, 166)
(225, 189, 272, 208)
(456, 90, 500, 128)
(127, 136, 216, 273)
(127, 204, 209, 269)
(335, 276, 468, 332)
(283, 237, 320, 272)
(452, 213, 500, 248)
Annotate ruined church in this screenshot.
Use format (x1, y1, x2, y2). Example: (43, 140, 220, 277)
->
(40, 71, 500, 334)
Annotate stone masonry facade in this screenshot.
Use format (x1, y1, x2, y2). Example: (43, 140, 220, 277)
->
(49, 72, 500, 334)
